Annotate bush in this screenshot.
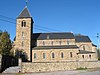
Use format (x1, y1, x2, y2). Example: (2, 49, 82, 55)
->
(98, 57, 100, 60)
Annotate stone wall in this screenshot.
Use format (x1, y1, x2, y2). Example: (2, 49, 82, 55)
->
(76, 42, 92, 51)
(21, 61, 100, 73)
(32, 49, 79, 62)
(37, 39, 75, 46)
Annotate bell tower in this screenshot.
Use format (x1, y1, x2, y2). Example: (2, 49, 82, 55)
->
(15, 6, 33, 61)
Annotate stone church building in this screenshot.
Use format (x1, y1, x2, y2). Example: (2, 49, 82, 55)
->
(14, 6, 99, 72)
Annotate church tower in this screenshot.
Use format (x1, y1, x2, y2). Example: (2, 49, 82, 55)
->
(15, 6, 33, 61)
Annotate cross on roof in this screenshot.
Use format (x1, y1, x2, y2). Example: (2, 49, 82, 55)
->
(26, 0, 29, 7)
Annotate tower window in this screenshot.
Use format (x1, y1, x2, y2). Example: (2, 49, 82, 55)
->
(61, 52, 64, 58)
(22, 21, 26, 27)
(22, 41, 24, 47)
(43, 53, 46, 59)
(22, 32, 24, 37)
(70, 52, 72, 57)
(82, 55, 84, 59)
(52, 53, 55, 58)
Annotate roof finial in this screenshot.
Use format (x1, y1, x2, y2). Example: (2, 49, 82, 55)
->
(26, 0, 28, 7)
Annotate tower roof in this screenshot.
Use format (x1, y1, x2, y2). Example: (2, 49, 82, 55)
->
(17, 6, 31, 18)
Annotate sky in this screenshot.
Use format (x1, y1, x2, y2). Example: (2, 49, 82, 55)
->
(0, 0, 100, 45)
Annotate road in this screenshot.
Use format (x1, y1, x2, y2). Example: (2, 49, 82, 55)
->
(1, 69, 100, 75)
(77, 71, 100, 75)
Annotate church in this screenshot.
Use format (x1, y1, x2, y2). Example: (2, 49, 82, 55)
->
(14, 6, 99, 72)
(14, 6, 97, 62)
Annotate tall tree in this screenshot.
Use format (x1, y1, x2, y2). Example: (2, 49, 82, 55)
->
(0, 31, 12, 55)
(0, 30, 2, 36)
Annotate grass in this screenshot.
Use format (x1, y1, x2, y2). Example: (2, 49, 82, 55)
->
(76, 67, 87, 70)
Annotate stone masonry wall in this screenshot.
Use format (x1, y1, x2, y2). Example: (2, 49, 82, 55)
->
(21, 61, 100, 73)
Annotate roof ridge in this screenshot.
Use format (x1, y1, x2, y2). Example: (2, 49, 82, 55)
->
(35, 32, 73, 34)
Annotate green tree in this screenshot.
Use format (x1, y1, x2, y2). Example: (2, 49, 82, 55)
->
(0, 30, 2, 36)
(0, 31, 12, 55)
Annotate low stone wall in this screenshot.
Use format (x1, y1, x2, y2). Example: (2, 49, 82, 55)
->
(21, 61, 100, 73)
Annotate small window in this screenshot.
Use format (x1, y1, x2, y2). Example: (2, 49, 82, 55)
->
(83, 46, 85, 50)
(82, 55, 84, 59)
(22, 21, 26, 27)
(89, 55, 91, 59)
(22, 41, 24, 47)
(67, 41, 69, 45)
(51, 41, 53, 46)
(59, 41, 61, 45)
(34, 53, 36, 59)
(43, 41, 45, 46)
(52, 53, 55, 58)
(47, 35, 49, 39)
(70, 52, 72, 57)
(61, 52, 64, 58)
(22, 32, 24, 37)
(43, 53, 46, 59)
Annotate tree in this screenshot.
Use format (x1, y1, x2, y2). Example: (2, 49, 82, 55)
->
(0, 31, 12, 55)
(0, 30, 2, 36)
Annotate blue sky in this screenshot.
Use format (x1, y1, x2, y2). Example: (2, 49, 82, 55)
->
(0, 0, 100, 45)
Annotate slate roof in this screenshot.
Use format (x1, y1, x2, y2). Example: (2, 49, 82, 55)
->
(17, 6, 31, 18)
(75, 36, 91, 42)
(33, 45, 79, 50)
(92, 44, 97, 47)
(33, 32, 75, 40)
(78, 50, 95, 54)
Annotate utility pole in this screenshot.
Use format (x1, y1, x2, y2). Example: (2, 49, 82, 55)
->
(97, 33, 100, 58)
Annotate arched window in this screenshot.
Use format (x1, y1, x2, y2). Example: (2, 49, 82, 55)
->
(52, 53, 55, 58)
(70, 52, 72, 57)
(22, 41, 24, 47)
(67, 41, 69, 45)
(82, 55, 84, 59)
(43, 41, 45, 46)
(83, 46, 85, 50)
(47, 35, 49, 39)
(89, 55, 91, 59)
(21, 21, 26, 27)
(59, 41, 61, 45)
(43, 53, 46, 59)
(61, 52, 64, 58)
(51, 41, 53, 46)
(22, 32, 24, 37)
(34, 53, 36, 59)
